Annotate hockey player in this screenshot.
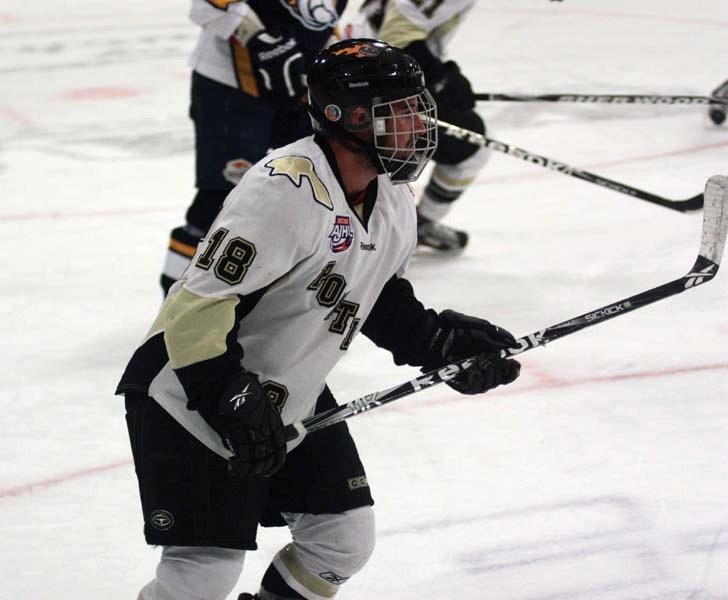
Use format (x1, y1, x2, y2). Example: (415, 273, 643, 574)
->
(708, 78, 728, 125)
(346, 0, 485, 252)
(117, 39, 521, 600)
(161, 0, 347, 294)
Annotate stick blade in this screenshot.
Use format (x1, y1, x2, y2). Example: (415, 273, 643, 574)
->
(701, 175, 728, 266)
(679, 193, 704, 212)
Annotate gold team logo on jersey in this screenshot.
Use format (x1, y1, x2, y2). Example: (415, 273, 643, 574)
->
(265, 155, 334, 210)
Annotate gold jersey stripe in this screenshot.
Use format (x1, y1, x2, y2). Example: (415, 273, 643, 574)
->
(432, 164, 477, 188)
(158, 287, 240, 369)
(169, 238, 197, 258)
(278, 544, 339, 598)
(378, 2, 463, 50)
(377, 1, 428, 48)
(231, 42, 260, 97)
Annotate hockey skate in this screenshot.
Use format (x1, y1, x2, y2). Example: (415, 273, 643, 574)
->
(237, 594, 259, 600)
(417, 214, 469, 252)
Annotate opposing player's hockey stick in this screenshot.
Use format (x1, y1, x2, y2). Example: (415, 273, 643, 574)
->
(475, 93, 728, 105)
(284, 175, 727, 442)
(437, 119, 704, 213)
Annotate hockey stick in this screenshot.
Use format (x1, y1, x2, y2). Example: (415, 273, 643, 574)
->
(284, 175, 727, 442)
(475, 93, 728, 105)
(436, 119, 704, 213)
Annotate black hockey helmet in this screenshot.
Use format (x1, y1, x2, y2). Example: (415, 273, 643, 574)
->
(307, 38, 438, 184)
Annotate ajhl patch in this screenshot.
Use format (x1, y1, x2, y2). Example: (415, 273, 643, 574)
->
(329, 215, 354, 253)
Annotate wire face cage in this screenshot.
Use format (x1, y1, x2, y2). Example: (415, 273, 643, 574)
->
(372, 90, 438, 184)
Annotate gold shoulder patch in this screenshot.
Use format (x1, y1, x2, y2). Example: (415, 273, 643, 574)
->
(265, 156, 334, 210)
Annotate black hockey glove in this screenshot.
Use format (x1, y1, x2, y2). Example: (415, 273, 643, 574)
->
(203, 371, 286, 478)
(427, 60, 476, 112)
(245, 27, 306, 101)
(403, 41, 475, 112)
(423, 310, 521, 395)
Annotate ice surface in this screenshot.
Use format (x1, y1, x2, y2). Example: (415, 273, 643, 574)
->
(1, 1, 727, 598)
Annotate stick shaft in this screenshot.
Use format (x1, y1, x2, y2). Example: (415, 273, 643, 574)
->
(285, 257, 713, 441)
(284, 176, 727, 442)
(437, 119, 704, 212)
(475, 93, 728, 105)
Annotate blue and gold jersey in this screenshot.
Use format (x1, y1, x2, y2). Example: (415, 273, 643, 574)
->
(190, 0, 347, 93)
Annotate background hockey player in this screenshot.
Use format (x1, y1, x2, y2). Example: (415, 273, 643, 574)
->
(117, 39, 521, 600)
(346, 0, 486, 252)
(160, 0, 347, 294)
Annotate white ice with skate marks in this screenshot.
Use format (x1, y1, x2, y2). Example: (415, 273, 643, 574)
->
(0, 1, 727, 599)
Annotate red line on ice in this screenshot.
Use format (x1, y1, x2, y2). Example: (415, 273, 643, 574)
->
(588, 141, 728, 168)
(4, 140, 725, 223)
(0, 459, 130, 499)
(528, 365, 568, 386)
(484, 140, 728, 185)
(376, 361, 728, 414)
(57, 87, 142, 101)
(2, 361, 726, 500)
(551, 9, 728, 28)
(0, 105, 35, 127)
(485, 7, 728, 28)
(502, 361, 728, 395)
(0, 206, 178, 222)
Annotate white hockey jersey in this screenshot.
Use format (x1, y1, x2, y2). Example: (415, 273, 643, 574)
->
(188, 0, 251, 88)
(118, 135, 418, 456)
(346, 0, 475, 59)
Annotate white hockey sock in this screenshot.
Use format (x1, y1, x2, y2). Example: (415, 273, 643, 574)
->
(417, 191, 453, 222)
(137, 545, 246, 600)
(267, 508, 375, 599)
